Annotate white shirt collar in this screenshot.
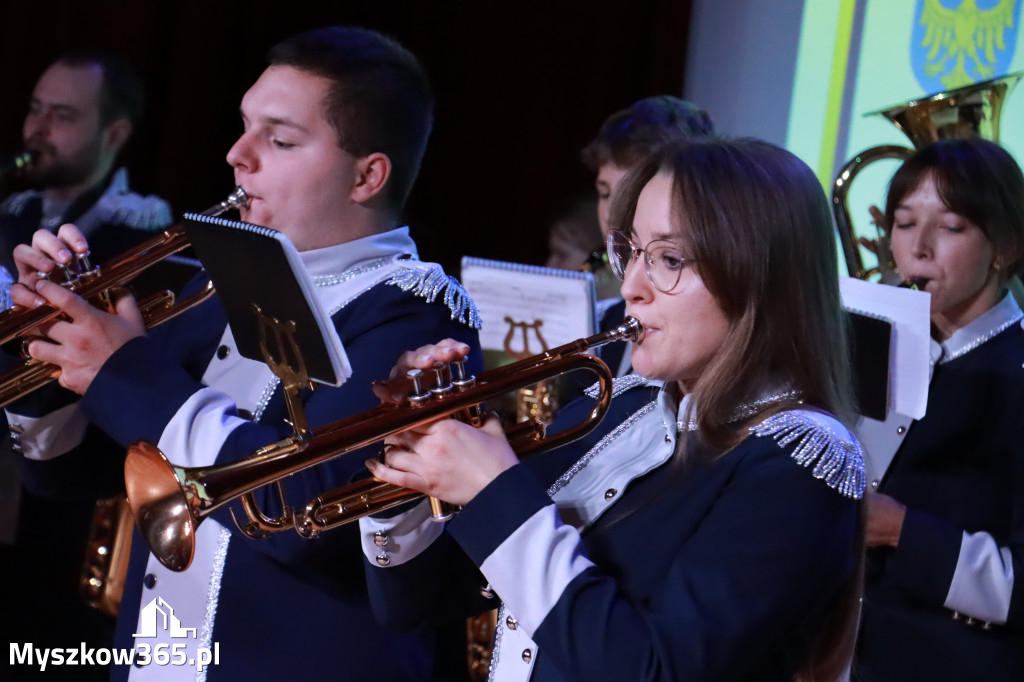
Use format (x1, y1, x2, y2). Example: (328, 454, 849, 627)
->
(668, 380, 801, 432)
(299, 226, 417, 278)
(935, 291, 1023, 363)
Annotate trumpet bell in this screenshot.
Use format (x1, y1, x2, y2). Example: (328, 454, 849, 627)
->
(124, 442, 197, 572)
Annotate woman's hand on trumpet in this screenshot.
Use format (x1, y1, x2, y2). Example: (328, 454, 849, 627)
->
(371, 337, 473, 404)
(9, 225, 146, 394)
(366, 339, 519, 506)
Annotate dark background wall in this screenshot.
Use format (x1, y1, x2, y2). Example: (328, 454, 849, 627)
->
(0, 0, 693, 275)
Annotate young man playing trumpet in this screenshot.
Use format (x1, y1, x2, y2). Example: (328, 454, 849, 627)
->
(6, 27, 480, 682)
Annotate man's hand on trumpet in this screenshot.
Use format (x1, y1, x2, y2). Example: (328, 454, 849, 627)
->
(10, 225, 145, 394)
(366, 339, 519, 507)
(12, 223, 91, 286)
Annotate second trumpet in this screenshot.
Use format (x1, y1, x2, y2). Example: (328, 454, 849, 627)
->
(0, 187, 249, 407)
(125, 317, 645, 572)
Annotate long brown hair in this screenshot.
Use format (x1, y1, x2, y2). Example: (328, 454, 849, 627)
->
(610, 137, 855, 450)
(610, 138, 862, 681)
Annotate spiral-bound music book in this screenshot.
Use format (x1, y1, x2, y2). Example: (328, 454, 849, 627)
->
(182, 213, 352, 387)
(460, 257, 597, 357)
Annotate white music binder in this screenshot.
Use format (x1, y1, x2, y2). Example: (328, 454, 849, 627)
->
(840, 276, 931, 419)
(460, 257, 597, 357)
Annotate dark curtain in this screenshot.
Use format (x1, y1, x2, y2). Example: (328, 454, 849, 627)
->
(0, 0, 693, 275)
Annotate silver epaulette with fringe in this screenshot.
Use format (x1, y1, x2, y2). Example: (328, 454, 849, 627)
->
(93, 190, 172, 231)
(386, 262, 482, 329)
(750, 411, 866, 499)
(583, 372, 650, 399)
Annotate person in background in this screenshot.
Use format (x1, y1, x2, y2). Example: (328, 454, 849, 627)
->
(0, 51, 173, 282)
(0, 52, 174, 680)
(543, 197, 619, 300)
(544, 198, 601, 271)
(360, 137, 865, 682)
(580, 95, 713, 377)
(854, 138, 1024, 681)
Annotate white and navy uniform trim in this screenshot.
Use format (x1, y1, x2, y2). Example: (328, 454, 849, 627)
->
(856, 291, 1024, 681)
(8, 227, 482, 682)
(363, 379, 863, 681)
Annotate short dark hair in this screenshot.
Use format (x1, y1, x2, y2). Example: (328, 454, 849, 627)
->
(581, 96, 714, 171)
(609, 138, 853, 449)
(268, 26, 434, 211)
(53, 51, 146, 128)
(885, 138, 1024, 280)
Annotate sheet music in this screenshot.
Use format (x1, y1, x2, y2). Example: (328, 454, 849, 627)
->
(840, 277, 931, 419)
(184, 213, 352, 387)
(460, 257, 596, 354)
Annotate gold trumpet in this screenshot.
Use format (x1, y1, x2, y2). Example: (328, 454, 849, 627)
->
(125, 317, 644, 572)
(833, 72, 1021, 281)
(0, 187, 249, 406)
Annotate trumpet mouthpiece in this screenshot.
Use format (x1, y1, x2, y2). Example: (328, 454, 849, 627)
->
(618, 316, 645, 343)
(202, 187, 251, 217)
(902, 277, 928, 290)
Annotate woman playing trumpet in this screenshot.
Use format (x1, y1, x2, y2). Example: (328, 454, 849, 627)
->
(362, 137, 865, 681)
(854, 138, 1024, 681)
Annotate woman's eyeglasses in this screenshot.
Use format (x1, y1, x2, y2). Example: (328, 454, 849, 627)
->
(605, 229, 691, 293)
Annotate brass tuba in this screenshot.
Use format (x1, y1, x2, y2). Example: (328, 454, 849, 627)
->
(125, 317, 644, 572)
(833, 71, 1022, 281)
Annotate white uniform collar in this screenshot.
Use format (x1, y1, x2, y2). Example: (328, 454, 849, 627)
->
(934, 291, 1023, 364)
(671, 382, 802, 432)
(299, 226, 417, 278)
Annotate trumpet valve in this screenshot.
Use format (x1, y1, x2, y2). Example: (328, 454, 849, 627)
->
(406, 369, 431, 405)
(429, 362, 453, 398)
(58, 262, 77, 283)
(428, 497, 457, 522)
(450, 358, 475, 390)
(75, 250, 94, 273)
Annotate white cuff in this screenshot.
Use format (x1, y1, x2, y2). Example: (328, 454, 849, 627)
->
(360, 499, 444, 567)
(945, 529, 1014, 624)
(6, 403, 88, 460)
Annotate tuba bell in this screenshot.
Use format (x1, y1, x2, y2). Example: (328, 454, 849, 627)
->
(833, 71, 1022, 281)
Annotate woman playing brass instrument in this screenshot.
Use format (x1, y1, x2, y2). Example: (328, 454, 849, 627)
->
(854, 139, 1024, 681)
(362, 137, 865, 681)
